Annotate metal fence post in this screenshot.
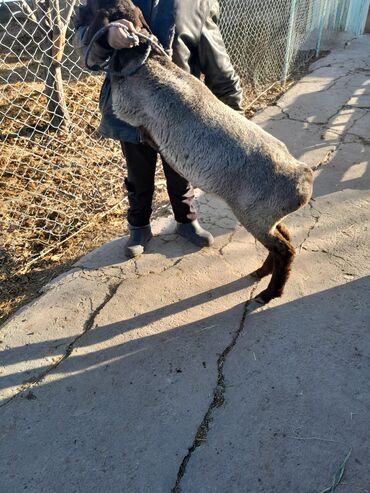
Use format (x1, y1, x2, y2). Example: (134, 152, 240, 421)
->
(282, 0, 298, 83)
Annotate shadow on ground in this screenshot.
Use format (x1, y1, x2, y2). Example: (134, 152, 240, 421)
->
(1, 276, 369, 492)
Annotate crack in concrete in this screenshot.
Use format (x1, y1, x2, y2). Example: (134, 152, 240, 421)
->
(217, 228, 263, 280)
(0, 250, 199, 408)
(353, 66, 370, 74)
(315, 103, 369, 162)
(301, 246, 356, 269)
(326, 101, 368, 130)
(346, 105, 370, 111)
(324, 68, 361, 88)
(275, 67, 367, 129)
(307, 46, 366, 73)
(36, 267, 123, 295)
(0, 281, 122, 409)
(330, 252, 356, 268)
(171, 281, 259, 493)
(344, 133, 370, 146)
(298, 201, 321, 253)
(323, 103, 351, 129)
(162, 257, 184, 273)
(275, 102, 323, 126)
(133, 259, 140, 276)
(306, 69, 354, 92)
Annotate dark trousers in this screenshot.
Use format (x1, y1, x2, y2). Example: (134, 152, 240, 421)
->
(121, 141, 197, 227)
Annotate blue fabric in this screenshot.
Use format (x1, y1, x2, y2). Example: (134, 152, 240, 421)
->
(98, 0, 176, 143)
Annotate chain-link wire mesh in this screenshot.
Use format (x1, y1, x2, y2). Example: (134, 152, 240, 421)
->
(218, 0, 364, 89)
(1, 0, 368, 275)
(0, 0, 127, 275)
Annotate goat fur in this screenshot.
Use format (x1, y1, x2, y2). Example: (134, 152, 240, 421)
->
(85, 0, 314, 303)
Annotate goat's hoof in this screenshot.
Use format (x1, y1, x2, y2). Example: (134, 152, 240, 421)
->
(255, 289, 280, 304)
(253, 296, 269, 306)
(246, 297, 265, 313)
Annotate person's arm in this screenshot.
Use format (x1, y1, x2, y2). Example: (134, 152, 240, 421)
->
(197, 0, 244, 113)
(73, 6, 136, 67)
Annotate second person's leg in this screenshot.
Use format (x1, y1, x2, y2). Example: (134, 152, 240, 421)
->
(122, 141, 157, 257)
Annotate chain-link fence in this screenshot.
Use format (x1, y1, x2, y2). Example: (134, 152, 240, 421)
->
(1, 0, 369, 277)
(0, 0, 127, 278)
(219, 0, 369, 87)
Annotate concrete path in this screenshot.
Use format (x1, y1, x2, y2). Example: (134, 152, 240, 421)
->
(1, 37, 370, 493)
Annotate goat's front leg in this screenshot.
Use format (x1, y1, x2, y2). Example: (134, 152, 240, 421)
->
(255, 224, 295, 303)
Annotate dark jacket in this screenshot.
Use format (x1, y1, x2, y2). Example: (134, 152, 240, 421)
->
(74, 0, 243, 143)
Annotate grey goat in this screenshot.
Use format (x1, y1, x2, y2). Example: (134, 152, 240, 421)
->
(83, 0, 314, 303)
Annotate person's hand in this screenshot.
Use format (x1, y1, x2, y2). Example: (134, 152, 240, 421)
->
(107, 19, 137, 49)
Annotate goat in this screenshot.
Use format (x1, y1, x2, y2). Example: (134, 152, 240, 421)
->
(82, 0, 314, 303)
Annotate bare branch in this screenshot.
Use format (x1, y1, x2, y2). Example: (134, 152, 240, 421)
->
(63, 0, 78, 30)
(18, 0, 38, 23)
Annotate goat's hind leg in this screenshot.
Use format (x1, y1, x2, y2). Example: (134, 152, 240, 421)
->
(252, 223, 292, 279)
(255, 223, 295, 303)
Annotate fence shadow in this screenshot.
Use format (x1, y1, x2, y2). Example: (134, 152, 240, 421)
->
(280, 67, 370, 198)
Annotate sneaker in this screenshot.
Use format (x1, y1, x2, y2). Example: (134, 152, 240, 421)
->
(124, 224, 153, 258)
(176, 220, 214, 247)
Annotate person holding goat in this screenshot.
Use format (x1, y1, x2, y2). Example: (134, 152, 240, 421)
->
(74, 0, 243, 257)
